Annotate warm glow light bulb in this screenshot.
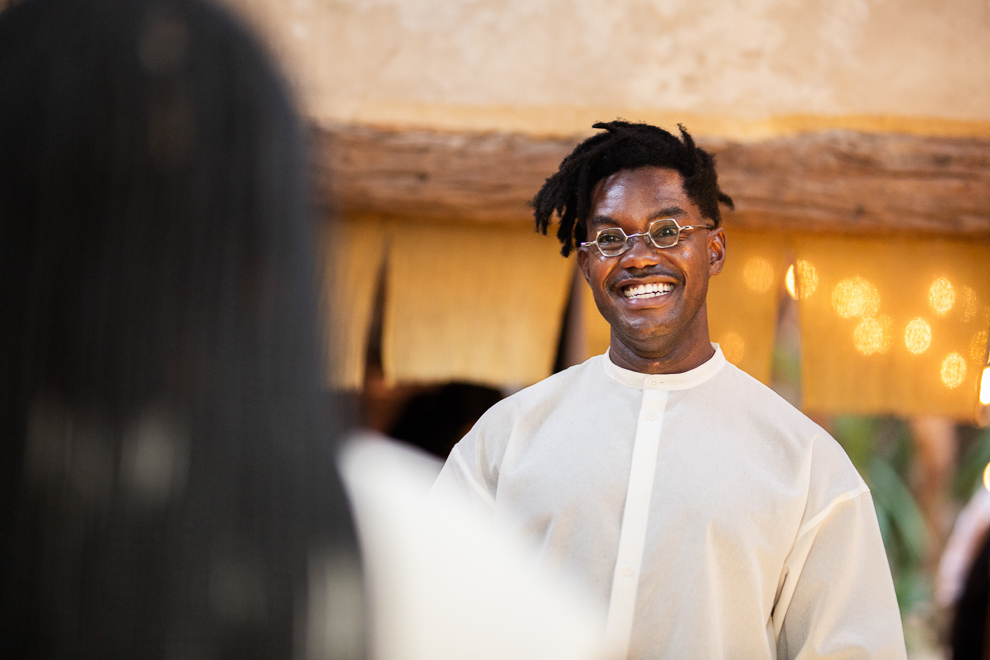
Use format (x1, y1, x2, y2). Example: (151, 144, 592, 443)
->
(853, 316, 892, 356)
(831, 277, 880, 319)
(963, 286, 980, 322)
(929, 277, 956, 316)
(940, 353, 967, 389)
(983, 462, 990, 491)
(904, 318, 933, 355)
(981, 367, 990, 406)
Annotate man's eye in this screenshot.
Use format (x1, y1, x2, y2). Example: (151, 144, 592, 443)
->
(653, 225, 678, 238)
(598, 232, 624, 245)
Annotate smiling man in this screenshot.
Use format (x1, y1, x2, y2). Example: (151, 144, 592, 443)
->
(431, 122, 906, 659)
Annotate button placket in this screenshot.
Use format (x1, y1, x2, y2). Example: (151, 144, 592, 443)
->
(604, 387, 668, 657)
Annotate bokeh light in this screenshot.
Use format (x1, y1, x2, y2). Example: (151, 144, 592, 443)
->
(983, 461, 990, 491)
(982, 367, 990, 406)
(904, 317, 932, 355)
(853, 315, 892, 356)
(971, 330, 989, 366)
(719, 331, 746, 364)
(798, 261, 819, 298)
(743, 257, 774, 293)
(928, 277, 955, 316)
(940, 352, 967, 389)
(831, 276, 879, 319)
(962, 286, 980, 322)
(785, 260, 818, 300)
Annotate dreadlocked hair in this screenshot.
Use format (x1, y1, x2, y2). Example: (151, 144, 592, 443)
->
(532, 121, 734, 257)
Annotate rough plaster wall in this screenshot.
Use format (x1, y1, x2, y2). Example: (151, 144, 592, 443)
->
(227, 0, 990, 136)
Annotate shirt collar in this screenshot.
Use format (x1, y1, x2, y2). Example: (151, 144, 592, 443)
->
(603, 343, 727, 390)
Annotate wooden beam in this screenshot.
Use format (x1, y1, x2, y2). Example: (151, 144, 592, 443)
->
(312, 124, 572, 223)
(709, 132, 990, 235)
(312, 123, 990, 236)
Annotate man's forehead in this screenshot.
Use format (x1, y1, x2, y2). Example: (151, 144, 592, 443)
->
(594, 165, 684, 188)
(588, 166, 691, 221)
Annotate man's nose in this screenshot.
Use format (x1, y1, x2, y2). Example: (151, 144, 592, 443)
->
(620, 232, 663, 267)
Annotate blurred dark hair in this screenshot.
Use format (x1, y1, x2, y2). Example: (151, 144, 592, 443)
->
(388, 383, 503, 459)
(0, 0, 363, 657)
(951, 530, 990, 660)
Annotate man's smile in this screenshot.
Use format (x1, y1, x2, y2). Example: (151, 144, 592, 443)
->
(612, 267, 683, 304)
(621, 282, 675, 299)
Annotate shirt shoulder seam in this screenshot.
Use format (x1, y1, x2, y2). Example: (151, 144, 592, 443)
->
(795, 483, 871, 540)
(452, 446, 497, 509)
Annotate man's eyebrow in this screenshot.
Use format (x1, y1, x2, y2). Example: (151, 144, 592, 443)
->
(589, 206, 687, 227)
(589, 214, 617, 227)
(650, 206, 686, 219)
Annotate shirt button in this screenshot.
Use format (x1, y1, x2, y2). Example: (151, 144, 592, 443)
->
(645, 411, 658, 421)
(645, 376, 661, 388)
(621, 565, 634, 577)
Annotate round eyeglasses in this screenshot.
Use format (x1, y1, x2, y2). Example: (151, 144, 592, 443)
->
(580, 218, 713, 257)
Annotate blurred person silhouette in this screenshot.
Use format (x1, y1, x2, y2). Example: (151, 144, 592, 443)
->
(0, 0, 364, 657)
(944, 488, 990, 660)
(387, 383, 503, 460)
(950, 527, 990, 660)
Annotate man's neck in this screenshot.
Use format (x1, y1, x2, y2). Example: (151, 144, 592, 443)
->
(608, 336, 716, 375)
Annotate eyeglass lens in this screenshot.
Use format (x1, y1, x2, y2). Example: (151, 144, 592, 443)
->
(595, 219, 681, 256)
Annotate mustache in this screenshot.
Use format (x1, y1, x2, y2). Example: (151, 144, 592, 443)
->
(612, 266, 683, 285)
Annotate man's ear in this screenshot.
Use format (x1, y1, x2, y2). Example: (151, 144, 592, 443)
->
(576, 246, 591, 283)
(708, 227, 726, 276)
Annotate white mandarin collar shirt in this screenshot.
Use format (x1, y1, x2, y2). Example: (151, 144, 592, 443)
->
(432, 345, 906, 660)
(603, 345, 727, 390)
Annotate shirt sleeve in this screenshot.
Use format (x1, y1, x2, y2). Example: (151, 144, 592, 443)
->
(429, 442, 497, 518)
(429, 397, 518, 518)
(773, 489, 907, 660)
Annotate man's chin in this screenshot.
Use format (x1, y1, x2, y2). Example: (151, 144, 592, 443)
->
(611, 308, 678, 338)
(611, 326, 678, 356)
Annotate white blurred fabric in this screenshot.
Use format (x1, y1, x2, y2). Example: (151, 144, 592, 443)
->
(339, 431, 616, 660)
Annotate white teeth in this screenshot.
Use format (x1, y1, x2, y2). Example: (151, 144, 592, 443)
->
(623, 282, 674, 299)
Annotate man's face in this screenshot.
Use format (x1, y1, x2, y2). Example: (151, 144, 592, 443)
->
(576, 166, 726, 369)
